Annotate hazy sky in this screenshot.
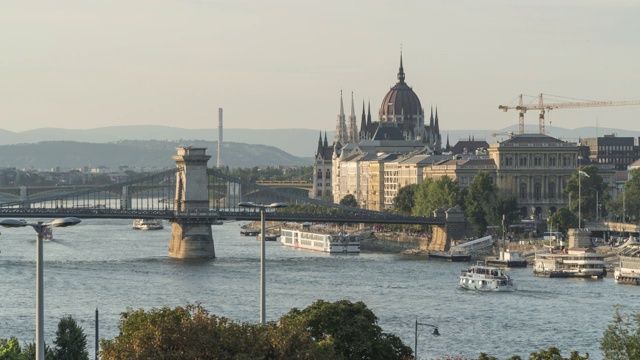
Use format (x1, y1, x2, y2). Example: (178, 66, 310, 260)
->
(2, 0, 640, 134)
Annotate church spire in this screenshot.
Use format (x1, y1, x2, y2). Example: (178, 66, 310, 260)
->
(334, 90, 347, 144)
(397, 49, 405, 83)
(367, 101, 372, 126)
(324, 131, 328, 147)
(316, 131, 323, 156)
(435, 107, 440, 135)
(347, 91, 358, 142)
(445, 133, 450, 151)
(360, 101, 367, 139)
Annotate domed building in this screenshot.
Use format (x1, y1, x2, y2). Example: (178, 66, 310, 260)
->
(313, 54, 443, 200)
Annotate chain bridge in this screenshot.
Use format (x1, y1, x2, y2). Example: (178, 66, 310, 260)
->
(0, 148, 445, 259)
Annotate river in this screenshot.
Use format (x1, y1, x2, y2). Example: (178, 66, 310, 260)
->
(0, 219, 638, 359)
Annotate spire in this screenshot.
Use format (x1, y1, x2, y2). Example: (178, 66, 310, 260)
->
(334, 90, 347, 144)
(360, 101, 367, 138)
(429, 107, 434, 129)
(316, 131, 323, 156)
(446, 133, 450, 151)
(324, 131, 328, 147)
(397, 49, 405, 83)
(367, 101, 372, 126)
(347, 91, 358, 143)
(435, 107, 440, 134)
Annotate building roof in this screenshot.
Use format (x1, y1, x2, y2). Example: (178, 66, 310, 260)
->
(450, 140, 490, 155)
(379, 54, 422, 119)
(501, 133, 565, 144)
(371, 123, 406, 141)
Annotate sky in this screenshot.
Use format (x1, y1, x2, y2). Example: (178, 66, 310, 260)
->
(2, 0, 640, 134)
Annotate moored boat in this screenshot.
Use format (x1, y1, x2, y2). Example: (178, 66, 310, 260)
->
(485, 250, 527, 268)
(132, 219, 164, 230)
(614, 237, 640, 285)
(428, 250, 471, 262)
(280, 228, 361, 254)
(459, 262, 516, 291)
(533, 248, 606, 279)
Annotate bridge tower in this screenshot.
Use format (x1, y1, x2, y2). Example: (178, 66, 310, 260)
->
(169, 147, 215, 259)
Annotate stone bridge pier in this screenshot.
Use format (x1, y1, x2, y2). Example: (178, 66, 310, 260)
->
(428, 205, 467, 251)
(169, 147, 215, 259)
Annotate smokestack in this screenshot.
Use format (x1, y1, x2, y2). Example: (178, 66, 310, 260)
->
(217, 108, 223, 168)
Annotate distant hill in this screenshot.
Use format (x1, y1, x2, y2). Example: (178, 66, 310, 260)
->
(0, 140, 312, 170)
(0, 125, 638, 159)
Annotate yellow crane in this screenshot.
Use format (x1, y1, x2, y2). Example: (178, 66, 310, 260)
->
(498, 93, 640, 135)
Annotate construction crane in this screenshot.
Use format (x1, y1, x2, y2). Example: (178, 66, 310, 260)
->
(498, 93, 640, 135)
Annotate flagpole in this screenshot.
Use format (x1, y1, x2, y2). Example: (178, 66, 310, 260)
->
(578, 172, 581, 229)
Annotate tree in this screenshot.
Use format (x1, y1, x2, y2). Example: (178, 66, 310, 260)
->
(528, 347, 589, 359)
(413, 176, 460, 217)
(339, 194, 358, 208)
(600, 306, 640, 360)
(100, 303, 337, 360)
(465, 171, 495, 237)
(53, 316, 89, 360)
(548, 207, 578, 235)
(0, 337, 22, 360)
(608, 168, 640, 223)
(564, 165, 609, 224)
(392, 184, 417, 214)
(489, 193, 520, 237)
(283, 300, 412, 360)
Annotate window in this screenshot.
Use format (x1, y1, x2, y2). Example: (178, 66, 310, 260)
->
(505, 156, 513, 166)
(534, 183, 542, 200)
(534, 157, 542, 166)
(326, 170, 331, 178)
(520, 183, 527, 199)
(317, 170, 322, 179)
(316, 190, 322, 197)
(549, 157, 556, 167)
(519, 156, 528, 167)
(549, 182, 556, 198)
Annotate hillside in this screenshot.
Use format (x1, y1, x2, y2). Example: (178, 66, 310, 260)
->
(0, 140, 312, 170)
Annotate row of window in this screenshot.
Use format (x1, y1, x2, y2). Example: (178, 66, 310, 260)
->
(504, 155, 571, 167)
(519, 182, 564, 200)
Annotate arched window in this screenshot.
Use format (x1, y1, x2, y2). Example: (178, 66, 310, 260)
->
(519, 156, 528, 167)
(326, 169, 331, 178)
(549, 182, 556, 199)
(317, 170, 322, 179)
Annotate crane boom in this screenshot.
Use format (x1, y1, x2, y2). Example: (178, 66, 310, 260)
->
(498, 93, 640, 134)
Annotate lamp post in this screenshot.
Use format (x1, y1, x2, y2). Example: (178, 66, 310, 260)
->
(414, 319, 440, 360)
(238, 202, 287, 324)
(0, 217, 81, 360)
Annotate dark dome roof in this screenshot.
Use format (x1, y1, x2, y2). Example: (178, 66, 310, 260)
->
(380, 55, 422, 117)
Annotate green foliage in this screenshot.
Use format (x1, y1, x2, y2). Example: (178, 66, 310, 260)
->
(339, 194, 359, 208)
(21, 342, 55, 360)
(413, 176, 460, 217)
(464, 171, 495, 237)
(489, 193, 520, 235)
(393, 184, 418, 214)
(548, 207, 578, 235)
(600, 306, 640, 360)
(0, 338, 22, 360)
(564, 165, 608, 224)
(100, 303, 337, 360)
(53, 316, 89, 360)
(284, 300, 412, 360)
(527, 347, 588, 359)
(608, 168, 640, 222)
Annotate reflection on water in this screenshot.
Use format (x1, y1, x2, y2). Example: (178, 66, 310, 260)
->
(0, 219, 638, 359)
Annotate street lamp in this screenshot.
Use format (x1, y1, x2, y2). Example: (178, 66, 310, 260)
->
(238, 202, 287, 324)
(0, 217, 81, 360)
(414, 318, 440, 360)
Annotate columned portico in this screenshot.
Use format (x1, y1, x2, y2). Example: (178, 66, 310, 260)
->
(169, 147, 215, 259)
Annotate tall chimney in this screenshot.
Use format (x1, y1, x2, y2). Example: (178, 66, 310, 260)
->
(217, 108, 223, 168)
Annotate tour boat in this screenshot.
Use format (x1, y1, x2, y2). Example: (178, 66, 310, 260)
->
(484, 250, 528, 268)
(280, 228, 361, 254)
(459, 262, 516, 291)
(614, 237, 640, 285)
(132, 219, 164, 230)
(533, 248, 606, 279)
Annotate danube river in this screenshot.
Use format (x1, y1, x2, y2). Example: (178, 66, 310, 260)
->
(1, 219, 638, 359)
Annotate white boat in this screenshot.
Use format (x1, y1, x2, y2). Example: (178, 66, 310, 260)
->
(280, 228, 361, 254)
(533, 248, 606, 279)
(614, 237, 640, 285)
(459, 262, 516, 291)
(132, 219, 164, 230)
